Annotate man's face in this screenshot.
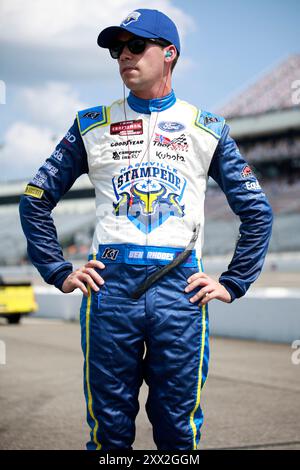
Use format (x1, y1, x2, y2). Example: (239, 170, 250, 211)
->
(115, 31, 166, 94)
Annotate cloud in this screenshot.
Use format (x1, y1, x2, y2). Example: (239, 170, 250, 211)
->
(1, 81, 88, 181)
(1, 121, 56, 181)
(0, 0, 194, 48)
(17, 81, 88, 132)
(0, 0, 195, 84)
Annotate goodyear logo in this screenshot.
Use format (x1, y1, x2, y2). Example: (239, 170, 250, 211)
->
(24, 185, 44, 199)
(112, 162, 186, 234)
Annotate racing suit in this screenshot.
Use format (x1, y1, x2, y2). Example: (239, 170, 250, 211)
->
(19, 89, 273, 450)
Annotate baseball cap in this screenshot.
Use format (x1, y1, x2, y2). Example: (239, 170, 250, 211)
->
(97, 8, 180, 55)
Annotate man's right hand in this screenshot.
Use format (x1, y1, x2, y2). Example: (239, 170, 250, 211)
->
(61, 260, 106, 296)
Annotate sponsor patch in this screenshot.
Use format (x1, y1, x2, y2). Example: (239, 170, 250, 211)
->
(64, 131, 76, 143)
(204, 116, 219, 125)
(158, 121, 185, 133)
(156, 150, 185, 162)
(241, 165, 253, 178)
(42, 161, 58, 176)
(32, 171, 47, 187)
(82, 111, 101, 120)
(154, 134, 171, 145)
(101, 247, 119, 261)
(112, 152, 121, 160)
(110, 119, 143, 136)
(51, 147, 65, 162)
(154, 133, 188, 151)
(24, 185, 44, 199)
(112, 150, 141, 160)
(245, 181, 261, 191)
(111, 139, 144, 147)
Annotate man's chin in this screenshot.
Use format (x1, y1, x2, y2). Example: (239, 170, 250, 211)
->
(122, 79, 141, 91)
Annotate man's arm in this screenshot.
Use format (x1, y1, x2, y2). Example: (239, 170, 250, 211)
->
(19, 118, 89, 290)
(207, 123, 273, 301)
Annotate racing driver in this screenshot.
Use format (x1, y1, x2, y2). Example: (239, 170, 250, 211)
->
(19, 8, 273, 451)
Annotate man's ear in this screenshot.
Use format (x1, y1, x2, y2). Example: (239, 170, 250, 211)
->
(164, 45, 177, 61)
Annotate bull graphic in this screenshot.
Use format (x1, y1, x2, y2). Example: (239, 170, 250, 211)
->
(131, 184, 166, 215)
(113, 183, 184, 232)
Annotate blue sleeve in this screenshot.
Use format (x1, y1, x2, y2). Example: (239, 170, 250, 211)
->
(19, 118, 88, 290)
(208, 124, 273, 301)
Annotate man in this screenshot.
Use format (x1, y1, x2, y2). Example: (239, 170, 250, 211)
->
(19, 8, 273, 451)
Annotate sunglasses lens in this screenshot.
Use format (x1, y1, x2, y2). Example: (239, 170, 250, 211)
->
(128, 38, 146, 54)
(109, 38, 147, 59)
(109, 43, 123, 59)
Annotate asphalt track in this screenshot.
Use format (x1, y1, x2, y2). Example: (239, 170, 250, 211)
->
(0, 317, 299, 450)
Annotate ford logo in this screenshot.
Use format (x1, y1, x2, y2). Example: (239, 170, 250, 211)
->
(158, 121, 185, 133)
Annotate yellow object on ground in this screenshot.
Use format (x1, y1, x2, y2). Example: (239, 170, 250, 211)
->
(0, 283, 37, 323)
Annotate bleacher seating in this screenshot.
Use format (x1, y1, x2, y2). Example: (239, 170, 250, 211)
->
(218, 55, 300, 118)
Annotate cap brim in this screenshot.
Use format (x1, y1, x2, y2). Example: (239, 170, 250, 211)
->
(97, 25, 160, 48)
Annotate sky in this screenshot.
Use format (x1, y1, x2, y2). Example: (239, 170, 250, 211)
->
(0, 0, 299, 181)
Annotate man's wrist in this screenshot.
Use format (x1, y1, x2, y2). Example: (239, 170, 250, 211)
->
(52, 267, 73, 292)
(218, 281, 235, 303)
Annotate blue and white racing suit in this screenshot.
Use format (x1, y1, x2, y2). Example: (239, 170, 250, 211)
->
(19, 89, 273, 450)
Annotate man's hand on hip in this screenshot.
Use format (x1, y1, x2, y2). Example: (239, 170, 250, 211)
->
(185, 272, 231, 305)
(62, 260, 106, 296)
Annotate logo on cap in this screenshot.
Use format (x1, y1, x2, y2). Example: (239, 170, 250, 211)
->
(121, 11, 141, 27)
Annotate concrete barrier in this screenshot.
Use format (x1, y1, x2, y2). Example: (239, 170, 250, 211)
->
(209, 288, 300, 343)
(33, 286, 82, 321)
(32, 286, 300, 344)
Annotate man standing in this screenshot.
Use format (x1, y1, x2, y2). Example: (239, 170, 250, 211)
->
(19, 9, 273, 451)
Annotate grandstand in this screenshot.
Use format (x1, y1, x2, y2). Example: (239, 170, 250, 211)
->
(0, 176, 95, 265)
(0, 54, 299, 265)
(206, 53, 300, 253)
(216, 54, 300, 184)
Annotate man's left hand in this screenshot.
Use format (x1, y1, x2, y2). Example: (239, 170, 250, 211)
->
(185, 272, 231, 305)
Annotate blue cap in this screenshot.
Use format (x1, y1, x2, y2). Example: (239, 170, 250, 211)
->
(97, 8, 180, 55)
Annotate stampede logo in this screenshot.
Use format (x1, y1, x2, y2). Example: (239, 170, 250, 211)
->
(112, 162, 186, 233)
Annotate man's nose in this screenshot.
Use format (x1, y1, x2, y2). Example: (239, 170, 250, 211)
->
(119, 45, 132, 61)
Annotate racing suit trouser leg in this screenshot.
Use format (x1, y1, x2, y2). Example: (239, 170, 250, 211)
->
(143, 263, 210, 450)
(80, 264, 146, 450)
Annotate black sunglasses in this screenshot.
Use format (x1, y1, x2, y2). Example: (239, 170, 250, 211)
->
(109, 37, 170, 59)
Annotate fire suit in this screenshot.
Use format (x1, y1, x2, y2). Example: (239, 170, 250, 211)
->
(19, 89, 273, 450)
